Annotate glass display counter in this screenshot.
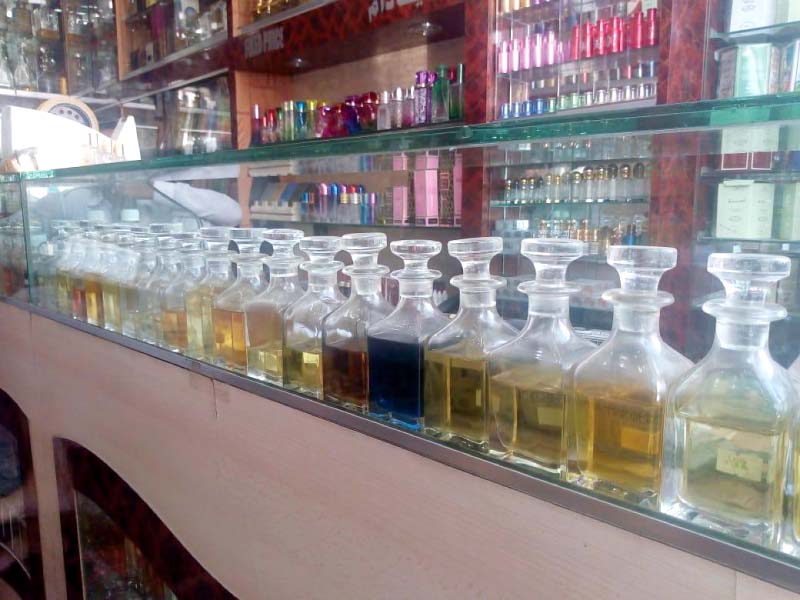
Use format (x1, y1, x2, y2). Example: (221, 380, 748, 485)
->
(3, 95, 800, 592)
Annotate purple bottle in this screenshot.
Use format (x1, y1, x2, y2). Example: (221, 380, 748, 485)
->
(413, 70, 430, 126)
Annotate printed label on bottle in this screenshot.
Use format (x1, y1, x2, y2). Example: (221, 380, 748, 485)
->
(537, 407, 562, 428)
(715, 448, 764, 483)
(264, 353, 278, 372)
(620, 426, 653, 452)
(303, 352, 319, 366)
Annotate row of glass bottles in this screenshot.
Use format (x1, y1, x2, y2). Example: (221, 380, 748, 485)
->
(35, 222, 800, 555)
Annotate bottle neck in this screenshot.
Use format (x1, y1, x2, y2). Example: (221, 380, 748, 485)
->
(612, 304, 661, 335)
(351, 274, 382, 296)
(267, 271, 300, 292)
(235, 263, 263, 286)
(460, 288, 497, 309)
(307, 270, 339, 295)
(715, 319, 770, 350)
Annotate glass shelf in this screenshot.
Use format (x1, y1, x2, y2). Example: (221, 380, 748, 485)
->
(238, 0, 337, 35)
(122, 32, 228, 81)
(248, 216, 461, 230)
(699, 168, 800, 184)
(491, 199, 649, 208)
(711, 20, 800, 47)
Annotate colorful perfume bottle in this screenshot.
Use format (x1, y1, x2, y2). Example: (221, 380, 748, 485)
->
(488, 239, 594, 473)
(565, 246, 692, 508)
(244, 229, 304, 384)
(322, 233, 392, 411)
(283, 236, 345, 399)
(661, 253, 798, 551)
(368, 239, 449, 429)
(424, 237, 517, 451)
(413, 71, 430, 126)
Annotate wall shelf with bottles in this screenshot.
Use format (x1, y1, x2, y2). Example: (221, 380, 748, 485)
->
(237, 0, 337, 35)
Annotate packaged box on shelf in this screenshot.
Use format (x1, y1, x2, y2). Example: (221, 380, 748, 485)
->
(715, 180, 775, 239)
(775, 183, 800, 240)
(414, 153, 439, 225)
(728, 0, 776, 32)
(720, 124, 781, 170)
(780, 40, 800, 92)
(777, 0, 800, 23)
(717, 44, 781, 98)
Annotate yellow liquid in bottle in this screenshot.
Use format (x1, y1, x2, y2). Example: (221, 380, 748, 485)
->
(283, 342, 322, 397)
(245, 303, 284, 383)
(101, 281, 122, 332)
(121, 284, 140, 337)
(490, 368, 564, 473)
(424, 350, 489, 451)
(162, 308, 189, 352)
(56, 270, 72, 315)
(212, 308, 247, 371)
(680, 417, 786, 531)
(185, 290, 205, 359)
(199, 285, 227, 360)
(571, 385, 663, 505)
(84, 276, 105, 327)
(70, 275, 87, 320)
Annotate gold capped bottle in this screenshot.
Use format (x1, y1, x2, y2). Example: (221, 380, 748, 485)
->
(367, 239, 449, 430)
(660, 253, 799, 552)
(488, 239, 594, 474)
(423, 237, 517, 452)
(323, 232, 393, 412)
(162, 250, 206, 353)
(212, 251, 265, 373)
(282, 236, 345, 399)
(244, 228, 304, 383)
(565, 245, 691, 508)
(122, 236, 158, 338)
(138, 237, 181, 345)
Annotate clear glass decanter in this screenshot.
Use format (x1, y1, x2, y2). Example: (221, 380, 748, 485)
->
(424, 237, 518, 451)
(244, 228, 304, 384)
(660, 253, 798, 551)
(488, 239, 594, 474)
(55, 232, 84, 316)
(212, 251, 265, 373)
(162, 250, 206, 353)
(83, 235, 109, 327)
(186, 249, 234, 361)
(323, 232, 393, 411)
(367, 239, 449, 429)
(122, 236, 158, 338)
(565, 245, 692, 508)
(138, 237, 181, 345)
(282, 236, 345, 399)
(100, 235, 137, 333)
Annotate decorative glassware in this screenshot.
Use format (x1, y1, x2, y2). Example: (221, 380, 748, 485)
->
(423, 237, 517, 451)
(212, 251, 265, 373)
(162, 250, 206, 353)
(367, 239, 448, 429)
(282, 236, 344, 399)
(488, 239, 594, 474)
(244, 228, 304, 384)
(322, 232, 392, 411)
(186, 248, 233, 361)
(121, 236, 157, 338)
(660, 253, 798, 551)
(565, 245, 692, 508)
(138, 237, 181, 345)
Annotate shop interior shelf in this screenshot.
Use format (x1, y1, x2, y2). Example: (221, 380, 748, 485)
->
(710, 20, 800, 47)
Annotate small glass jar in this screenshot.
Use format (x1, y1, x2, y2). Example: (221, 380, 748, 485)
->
(186, 249, 234, 361)
(322, 233, 393, 411)
(138, 237, 181, 345)
(162, 250, 207, 353)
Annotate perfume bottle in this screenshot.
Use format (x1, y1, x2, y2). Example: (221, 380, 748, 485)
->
(488, 239, 594, 474)
(660, 253, 798, 551)
(185, 249, 234, 361)
(244, 228, 304, 383)
(322, 233, 392, 411)
(283, 236, 345, 399)
(101, 239, 138, 333)
(367, 239, 449, 429)
(162, 250, 206, 353)
(212, 251, 265, 373)
(82, 236, 108, 327)
(377, 90, 392, 131)
(565, 246, 692, 508)
(55, 233, 86, 316)
(424, 237, 517, 451)
(431, 65, 450, 124)
(138, 237, 181, 345)
(121, 236, 157, 338)
(413, 71, 430, 126)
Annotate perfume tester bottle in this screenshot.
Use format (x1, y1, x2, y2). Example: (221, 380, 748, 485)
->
(212, 251, 265, 373)
(186, 248, 234, 361)
(162, 250, 206, 353)
(283, 236, 345, 399)
(244, 228, 304, 383)
(367, 239, 449, 429)
(565, 245, 691, 508)
(121, 236, 157, 338)
(424, 237, 517, 451)
(488, 239, 594, 474)
(101, 237, 138, 333)
(138, 237, 181, 345)
(322, 233, 392, 411)
(660, 253, 798, 551)
(56, 233, 86, 317)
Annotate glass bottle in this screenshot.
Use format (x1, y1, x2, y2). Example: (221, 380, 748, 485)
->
(186, 249, 234, 361)
(212, 252, 265, 372)
(162, 250, 206, 353)
(565, 245, 692, 508)
(367, 239, 449, 429)
(121, 236, 157, 338)
(488, 239, 595, 474)
(423, 237, 517, 451)
(83, 237, 110, 327)
(431, 64, 450, 124)
(282, 236, 345, 399)
(322, 233, 393, 411)
(660, 253, 798, 551)
(244, 228, 304, 383)
(138, 237, 181, 345)
(55, 231, 82, 315)
(101, 236, 137, 333)
(64, 234, 92, 320)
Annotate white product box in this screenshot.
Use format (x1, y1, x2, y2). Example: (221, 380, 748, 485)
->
(715, 180, 775, 239)
(729, 0, 776, 32)
(775, 183, 800, 240)
(720, 124, 781, 170)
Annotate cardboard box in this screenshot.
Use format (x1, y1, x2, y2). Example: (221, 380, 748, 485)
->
(777, 0, 800, 23)
(775, 183, 800, 240)
(717, 44, 781, 98)
(715, 180, 775, 239)
(728, 0, 776, 32)
(720, 125, 781, 171)
(781, 40, 800, 92)
(392, 154, 410, 224)
(414, 153, 439, 225)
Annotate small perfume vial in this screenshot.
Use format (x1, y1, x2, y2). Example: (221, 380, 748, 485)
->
(545, 29, 557, 65)
(645, 8, 658, 46)
(523, 35, 534, 70)
(511, 38, 521, 72)
(391, 87, 404, 129)
(498, 40, 510, 74)
(377, 90, 392, 131)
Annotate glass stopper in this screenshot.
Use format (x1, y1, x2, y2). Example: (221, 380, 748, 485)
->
(148, 222, 182, 234)
(448, 236, 505, 289)
(342, 232, 388, 276)
(519, 238, 584, 293)
(299, 235, 342, 263)
(391, 239, 442, 281)
(607, 245, 677, 294)
(200, 226, 231, 251)
(262, 228, 304, 259)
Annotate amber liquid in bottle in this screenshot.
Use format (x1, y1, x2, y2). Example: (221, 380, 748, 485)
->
(284, 342, 323, 396)
(571, 385, 663, 503)
(245, 304, 284, 383)
(162, 308, 189, 352)
(490, 369, 564, 472)
(121, 284, 140, 336)
(185, 291, 206, 358)
(56, 271, 72, 315)
(212, 308, 247, 370)
(71, 276, 87, 320)
(322, 341, 368, 411)
(424, 351, 489, 450)
(101, 281, 123, 332)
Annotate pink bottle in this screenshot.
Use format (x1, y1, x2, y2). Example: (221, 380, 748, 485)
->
(522, 35, 533, 70)
(498, 40, 510, 74)
(511, 38, 521, 72)
(531, 32, 543, 68)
